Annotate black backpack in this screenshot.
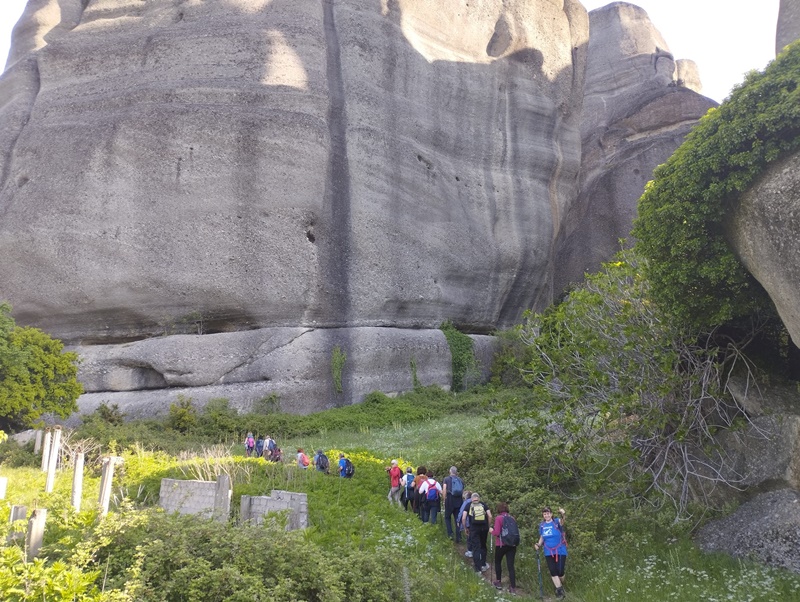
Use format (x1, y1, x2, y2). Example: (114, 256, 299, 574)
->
(500, 514, 520, 546)
(317, 453, 330, 473)
(343, 458, 355, 478)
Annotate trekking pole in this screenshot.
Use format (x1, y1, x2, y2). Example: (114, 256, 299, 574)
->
(536, 549, 544, 601)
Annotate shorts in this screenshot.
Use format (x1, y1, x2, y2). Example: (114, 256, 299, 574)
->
(545, 554, 566, 577)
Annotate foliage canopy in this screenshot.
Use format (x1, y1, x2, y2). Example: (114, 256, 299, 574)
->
(0, 303, 82, 432)
(492, 252, 752, 515)
(633, 41, 800, 329)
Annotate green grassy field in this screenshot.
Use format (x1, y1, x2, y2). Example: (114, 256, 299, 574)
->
(2, 399, 800, 601)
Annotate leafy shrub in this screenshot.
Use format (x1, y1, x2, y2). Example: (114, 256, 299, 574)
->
(167, 395, 198, 433)
(440, 320, 477, 392)
(489, 251, 753, 516)
(0, 302, 83, 432)
(633, 41, 800, 329)
(0, 439, 38, 468)
(331, 345, 347, 395)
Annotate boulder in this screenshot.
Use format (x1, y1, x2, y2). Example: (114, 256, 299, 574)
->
(726, 152, 800, 347)
(68, 327, 496, 419)
(695, 488, 800, 574)
(704, 376, 800, 502)
(554, 2, 716, 291)
(699, 369, 800, 574)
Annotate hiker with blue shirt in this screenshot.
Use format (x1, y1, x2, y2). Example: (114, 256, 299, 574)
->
(535, 506, 568, 599)
(442, 466, 465, 542)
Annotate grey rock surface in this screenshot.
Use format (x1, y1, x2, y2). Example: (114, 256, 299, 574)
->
(726, 152, 800, 347)
(695, 488, 800, 574)
(0, 0, 588, 344)
(777, 0, 800, 55)
(704, 376, 800, 504)
(0, 0, 590, 413)
(675, 59, 702, 94)
(68, 327, 494, 419)
(554, 2, 716, 291)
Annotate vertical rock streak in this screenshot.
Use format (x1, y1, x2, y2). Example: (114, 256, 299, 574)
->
(321, 0, 352, 324)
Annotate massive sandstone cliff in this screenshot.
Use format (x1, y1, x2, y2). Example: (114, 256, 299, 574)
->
(0, 1, 710, 416)
(553, 2, 716, 291)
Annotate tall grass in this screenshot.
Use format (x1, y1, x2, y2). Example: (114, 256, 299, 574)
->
(2, 386, 800, 600)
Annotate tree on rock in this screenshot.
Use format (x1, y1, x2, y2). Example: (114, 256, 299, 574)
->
(0, 303, 82, 432)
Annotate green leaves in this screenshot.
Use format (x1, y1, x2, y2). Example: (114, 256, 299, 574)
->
(440, 320, 478, 391)
(0, 303, 82, 432)
(495, 251, 748, 515)
(633, 41, 800, 330)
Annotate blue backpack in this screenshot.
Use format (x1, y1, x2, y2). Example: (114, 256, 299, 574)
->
(450, 476, 464, 497)
(403, 474, 415, 497)
(425, 480, 439, 501)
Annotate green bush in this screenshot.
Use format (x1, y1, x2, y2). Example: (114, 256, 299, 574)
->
(633, 41, 800, 329)
(488, 251, 751, 516)
(0, 302, 83, 432)
(167, 395, 198, 433)
(440, 320, 477, 392)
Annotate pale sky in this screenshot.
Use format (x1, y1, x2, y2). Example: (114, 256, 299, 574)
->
(0, 0, 783, 103)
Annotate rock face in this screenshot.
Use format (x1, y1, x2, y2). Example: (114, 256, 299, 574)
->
(554, 2, 716, 291)
(695, 488, 800, 574)
(70, 327, 496, 418)
(718, 376, 800, 494)
(777, 0, 800, 54)
(726, 153, 800, 347)
(695, 377, 800, 573)
(0, 0, 589, 413)
(0, 0, 588, 342)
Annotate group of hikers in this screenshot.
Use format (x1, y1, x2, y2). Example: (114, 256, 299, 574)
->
(243, 434, 356, 477)
(385, 462, 568, 598)
(243, 432, 283, 461)
(244, 435, 567, 597)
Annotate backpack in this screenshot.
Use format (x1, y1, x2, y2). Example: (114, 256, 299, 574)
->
(246, 436, 255, 448)
(425, 480, 439, 502)
(343, 458, 355, 478)
(540, 519, 568, 557)
(317, 453, 330, 472)
(449, 476, 464, 497)
(469, 502, 487, 524)
(267, 438, 276, 452)
(403, 474, 415, 496)
(500, 514, 520, 546)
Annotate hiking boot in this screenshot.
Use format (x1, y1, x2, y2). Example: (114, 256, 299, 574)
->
(556, 586, 565, 598)
(464, 550, 473, 558)
(492, 581, 502, 589)
(481, 564, 490, 572)
(508, 587, 517, 595)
